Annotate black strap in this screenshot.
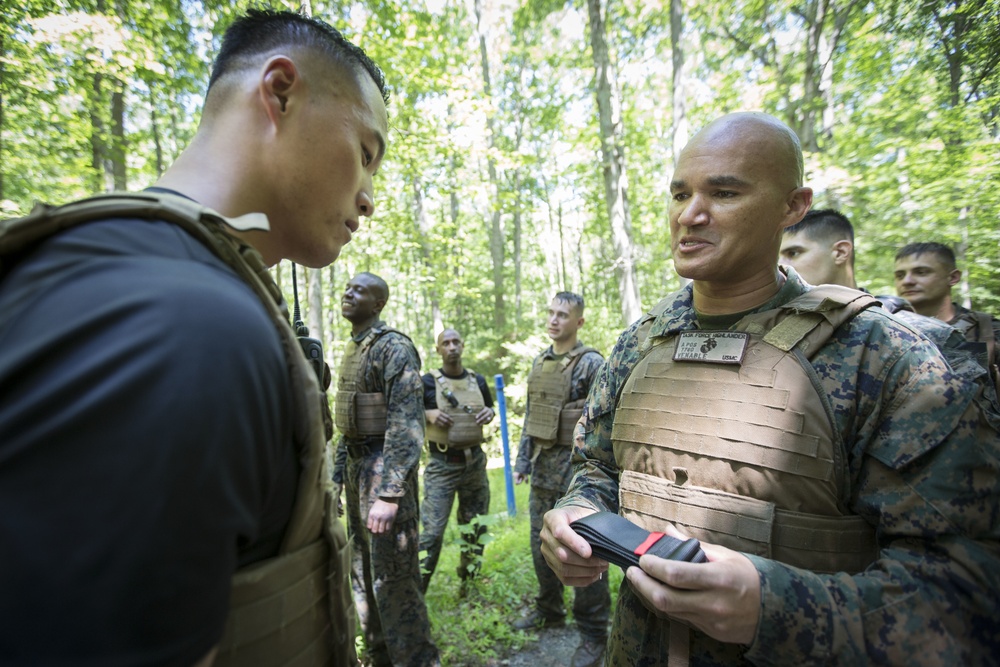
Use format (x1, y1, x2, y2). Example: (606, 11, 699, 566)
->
(571, 511, 707, 569)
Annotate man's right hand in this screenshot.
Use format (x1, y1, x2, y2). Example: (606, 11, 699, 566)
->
(513, 472, 527, 484)
(540, 506, 607, 587)
(425, 408, 453, 427)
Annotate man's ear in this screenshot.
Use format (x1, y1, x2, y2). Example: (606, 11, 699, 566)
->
(832, 240, 853, 267)
(782, 187, 814, 229)
(259, 55, 300, 127)
(948, 268, 962, 287)
(373, 299, 387, 317)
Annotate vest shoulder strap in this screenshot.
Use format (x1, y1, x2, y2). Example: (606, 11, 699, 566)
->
(758, 285, 879, 352)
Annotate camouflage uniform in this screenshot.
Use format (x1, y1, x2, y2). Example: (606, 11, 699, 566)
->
(558, 268, 1000, 666)
(334, 320, 439, 667)
(949, 303, 1000, 391)
(419, 370, 493, 591)
(515, 343, 611, 640)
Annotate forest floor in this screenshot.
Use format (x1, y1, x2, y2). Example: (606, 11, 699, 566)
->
(498, 624, 580, 666)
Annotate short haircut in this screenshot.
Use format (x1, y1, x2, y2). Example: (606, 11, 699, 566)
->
(358, 272, 389, 303)
(207, 8, 388, 105)
(437, 328, 462, 346)
(785, 208, 854, 244)
(895, 242, 956, 270)
(553, 291, 585, 316)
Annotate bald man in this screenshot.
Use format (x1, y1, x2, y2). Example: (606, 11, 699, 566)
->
(0, 9, 386, 665)
(419, 328, 495, 595)
(540, 112, 1000, 665)
(334, 272, 439, 666)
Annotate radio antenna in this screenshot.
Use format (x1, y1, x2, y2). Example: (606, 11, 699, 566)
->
(291, 263, 309, 337)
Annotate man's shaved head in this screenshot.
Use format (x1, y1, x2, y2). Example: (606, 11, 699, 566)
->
(682, 112, 804, 192)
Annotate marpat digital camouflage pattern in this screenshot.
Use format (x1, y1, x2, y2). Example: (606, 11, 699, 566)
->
(559, 269, 1000, 666)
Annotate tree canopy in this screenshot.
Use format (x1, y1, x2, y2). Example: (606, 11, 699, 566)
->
(3, 0, 998, 383)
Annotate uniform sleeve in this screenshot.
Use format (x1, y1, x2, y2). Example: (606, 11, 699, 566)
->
(558, 328, 642, 514)
(515, 403, 534, 475)
(476, 373, 494, 408)
(743, 336, 1000, 665)
(515, 355, 542, 476)
(423, 373, 438, 410)
(570, 350, 605, 402)
(371, 335, 424, 499)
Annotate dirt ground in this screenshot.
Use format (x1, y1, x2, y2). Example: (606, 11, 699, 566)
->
(495, 624, 581, 667)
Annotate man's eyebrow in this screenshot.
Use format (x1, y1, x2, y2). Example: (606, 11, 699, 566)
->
(780, 244, 804, 253)
(373, 129, 386, 165)
(669, 179, 686, 191)
(706, 175, 751, 187)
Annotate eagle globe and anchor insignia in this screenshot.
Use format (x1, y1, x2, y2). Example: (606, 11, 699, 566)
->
(674, 331, 750, 364)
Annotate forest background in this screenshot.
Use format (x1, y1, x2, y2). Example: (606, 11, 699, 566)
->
(3, 0, 999, 428)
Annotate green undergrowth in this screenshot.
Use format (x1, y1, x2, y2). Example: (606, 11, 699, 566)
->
(418, 466, 625, 666)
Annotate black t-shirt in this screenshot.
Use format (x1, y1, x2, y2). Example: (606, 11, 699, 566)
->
(422, 368, 494, 410)
(0, 218, 298, 665)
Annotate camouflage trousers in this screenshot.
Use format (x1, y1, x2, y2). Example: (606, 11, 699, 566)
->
(346, 448, 440, 667)
(529, 484, 611, 641)
(607, 580, 744, 667)
(418, 445, 490, 591)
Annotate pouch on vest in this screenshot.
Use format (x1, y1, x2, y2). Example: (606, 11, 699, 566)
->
(428, 369, 485, 447)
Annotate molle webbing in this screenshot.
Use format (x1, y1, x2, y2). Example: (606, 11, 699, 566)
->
(619, 471, 876, 574)
(613, 285, 879, 575)
(0, 193, 355, 665)
(557, 399, 585, 447)
(215, 540, 332, 666)
(335, 327, 394, 437)
(427, 369, 485, 447)
(524, 346, 595, 444)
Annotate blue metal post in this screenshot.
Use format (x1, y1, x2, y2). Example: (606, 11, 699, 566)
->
(494, 374, 517, 517)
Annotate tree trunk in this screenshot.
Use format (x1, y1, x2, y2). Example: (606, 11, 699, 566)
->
(149, 85, 164, 175)
(670, 0, 688, 164)
(474, 0, 507, 338)
(412, 174, 443, 335)
(110, 83, 127, 190)
(585, 0, 641, 324)
(308, 267, 323, 344)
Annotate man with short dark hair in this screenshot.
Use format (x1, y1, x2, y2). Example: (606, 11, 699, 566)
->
(895, 242, 1000, 387)
(419, 327, 495, 595)
(0, 8, 386, 665)
(513, 292, 610, 667)
(541, 112, 1000, 666)
(779, 208, 856, 287)
(334, 272, 439, 667)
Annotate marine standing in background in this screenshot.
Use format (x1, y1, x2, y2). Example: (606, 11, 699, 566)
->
(781, 210, 1000, 419)
(419, 328, 496, 595)
(333, 272, 440, 667)
(541, 111, 1000, 666)
(513, 292, 610, 667)
(894, 241, 1000, 389)
(0, 8, 388, 665)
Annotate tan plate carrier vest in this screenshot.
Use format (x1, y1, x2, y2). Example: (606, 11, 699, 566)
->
(0, 193, 356, 666)
(524, 346, 597, 448)
(953, 311, 1000, 391)
(426, 369, 485, 448)
(335, 325, 408, 438)
(613, 285, 881, 575)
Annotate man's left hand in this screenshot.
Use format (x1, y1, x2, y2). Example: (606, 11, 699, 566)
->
(626, 524, 761, 646)
(367, 497, 399, 534)
(475, 406, 495, 425)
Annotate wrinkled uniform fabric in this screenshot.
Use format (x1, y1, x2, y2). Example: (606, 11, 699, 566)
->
(419, 370, 494, 587)
(0, 218, 297, 665)
(559, 268, 1000, 666)
(949, 303, 1000, 391)
(334, 321, 439, 667)
(516, 343, 611, 640)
